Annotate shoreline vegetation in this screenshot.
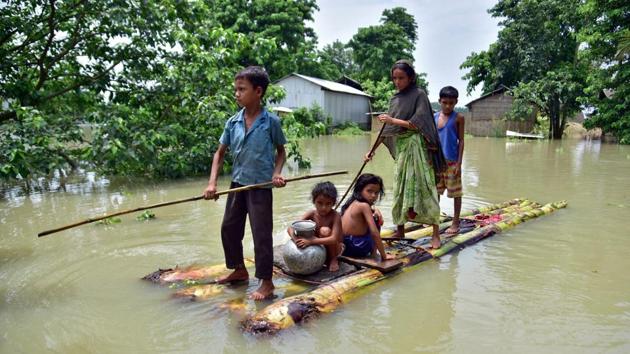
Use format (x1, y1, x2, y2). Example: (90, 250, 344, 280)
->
(2, 1, 627, 193)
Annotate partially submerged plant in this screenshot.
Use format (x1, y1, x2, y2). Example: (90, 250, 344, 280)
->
(95, 217, 122, 225)
(136, 210, 155, 221)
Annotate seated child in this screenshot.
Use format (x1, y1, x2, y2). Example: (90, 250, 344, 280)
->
(287, 181, 343, 272)
(340, 174, 394, 261)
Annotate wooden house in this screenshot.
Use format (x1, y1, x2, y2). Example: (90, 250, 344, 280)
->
(273, 73, 372, 129)
(464, 86, 536, 137)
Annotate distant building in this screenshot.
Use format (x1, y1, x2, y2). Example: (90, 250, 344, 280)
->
(464, 86, 536, 137)
(336, 75, 364, 91)
(273, 73, 372, 129)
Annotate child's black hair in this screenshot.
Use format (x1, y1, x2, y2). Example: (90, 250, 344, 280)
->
(311, 181, 337, 203)
(439, 86, 459, 99)
(340, 173, 385, 215)
(390, 59, 417, 86)
(235, 66, 270, 96)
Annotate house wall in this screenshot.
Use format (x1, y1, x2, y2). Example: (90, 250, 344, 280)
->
(276, 76, 370, 128)
(275, 76, 324, 110)
(323, 91, 370, 128)
(467, 93, 535, 137)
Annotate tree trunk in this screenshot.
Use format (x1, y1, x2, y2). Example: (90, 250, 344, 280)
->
(549, 95, 563, 139)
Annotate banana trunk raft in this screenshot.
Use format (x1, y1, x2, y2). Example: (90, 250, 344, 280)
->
(141, 199, 566, 335)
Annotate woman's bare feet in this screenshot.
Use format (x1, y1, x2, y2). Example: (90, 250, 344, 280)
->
(391, 225, 405, 239)
(430, 224, 441, 249)
(249, 279, 275, 300)
(430, 236, 441, 249)
(216, 268, 249, 284)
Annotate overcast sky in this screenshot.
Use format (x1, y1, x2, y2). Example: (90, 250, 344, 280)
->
(311, 0, 501, 103)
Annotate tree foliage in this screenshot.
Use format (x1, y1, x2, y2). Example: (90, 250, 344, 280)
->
(461, 0, 629, 142)
(578, 0, 630, 143)
(461, 0, 586, 139)
(314, 40, 359, 81)
(348, 7, 420, 83)
(0, 0, 320, 187)
(205, 0, 320, 79)
(381, 7, 418, 48)
(1, 0, 176, 179)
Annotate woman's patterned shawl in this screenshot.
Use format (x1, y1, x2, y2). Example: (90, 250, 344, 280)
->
(381, 84, 447, 176)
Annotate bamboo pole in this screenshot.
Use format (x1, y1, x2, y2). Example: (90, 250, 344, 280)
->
(402, 199, 538, 240)
(38, 170, 348, 237)
(241, 268, 385, 334)
(430, 201, 566, 258)
(335, 105, 386, 210)
(379, 198, 526, 238)
(241, 201, 567, 335)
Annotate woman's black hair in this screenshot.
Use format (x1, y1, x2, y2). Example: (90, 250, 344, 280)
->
(311, 181, 337, 203)
(390, 59, 417, 86)
(340, 173, 385, 215)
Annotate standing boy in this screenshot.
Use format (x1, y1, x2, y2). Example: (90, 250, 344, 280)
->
(434, 86, 465, 234)
(203, 66, 287, 300)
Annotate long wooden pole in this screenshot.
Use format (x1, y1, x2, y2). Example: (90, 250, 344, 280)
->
(335, 106, 386, 210)
(38, 170, 348, 237)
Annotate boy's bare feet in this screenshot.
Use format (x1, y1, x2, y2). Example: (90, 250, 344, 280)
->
(216, 268, 249, 284)
(445, 224, 460, 234)
(329, 258, 340, 272)
(249, 279, 275, 300)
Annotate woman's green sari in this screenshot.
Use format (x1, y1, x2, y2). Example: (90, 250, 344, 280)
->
(391, 131, 440, 225)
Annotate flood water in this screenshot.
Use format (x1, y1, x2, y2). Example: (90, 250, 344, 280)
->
(1, 135, 629, 353)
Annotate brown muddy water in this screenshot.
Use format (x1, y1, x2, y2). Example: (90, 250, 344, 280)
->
(1, 135, 629, 353)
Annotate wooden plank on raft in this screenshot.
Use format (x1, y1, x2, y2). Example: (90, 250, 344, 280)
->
(337, 255, 403, 273)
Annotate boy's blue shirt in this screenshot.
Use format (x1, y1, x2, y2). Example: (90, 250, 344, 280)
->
(219, 107, 287, 186)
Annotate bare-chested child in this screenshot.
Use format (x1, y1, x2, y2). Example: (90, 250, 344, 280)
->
(287, 182, 343, 272)
(340, 174, 394, 261)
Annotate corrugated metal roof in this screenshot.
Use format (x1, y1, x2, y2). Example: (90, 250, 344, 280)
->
(465, 85, 510, 107)
(276, 73, 372, 97)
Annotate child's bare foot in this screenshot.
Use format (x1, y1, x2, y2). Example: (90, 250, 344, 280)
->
(249, 279, 275, 300)
(406, 208, 418, 220)
(329, 258, 340, 272)
(216, 268, 249, 284)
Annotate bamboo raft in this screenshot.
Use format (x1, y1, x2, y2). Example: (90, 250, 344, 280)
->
(142, 198, 567, 335)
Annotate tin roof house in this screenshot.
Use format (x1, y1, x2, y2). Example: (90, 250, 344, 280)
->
(273, 73, 372, 129)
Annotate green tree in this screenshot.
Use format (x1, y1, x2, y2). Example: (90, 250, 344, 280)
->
(461, 0, 586, 139)
(207, 0, 320, 79)
(578, 0, 630, 143)
(381, 7, 418, 48)
(1, 0, 322, 188)
(349, 23, 413, 82)
(348, 7, 421, 83)
(314, 40, 359, 81)
(1, 0, 178, 182)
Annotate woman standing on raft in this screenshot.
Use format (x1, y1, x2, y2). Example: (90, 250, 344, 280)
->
(365, 60, 446, 249)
